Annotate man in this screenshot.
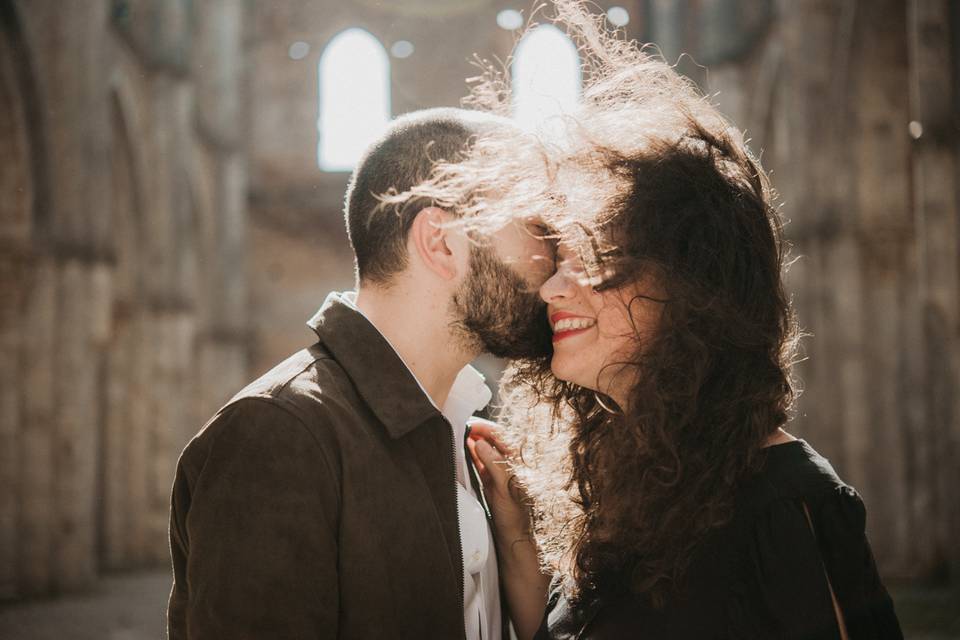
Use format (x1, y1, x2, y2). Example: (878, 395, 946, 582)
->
(167, 108, 554, 639)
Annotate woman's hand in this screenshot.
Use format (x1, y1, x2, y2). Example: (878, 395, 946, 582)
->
(466, 417, 530, 542)
(466, 417, 550, 640)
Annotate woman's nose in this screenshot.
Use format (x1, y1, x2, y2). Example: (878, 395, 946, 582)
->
(539, 269, 575, 303)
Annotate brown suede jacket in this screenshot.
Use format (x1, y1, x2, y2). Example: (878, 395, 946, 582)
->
(168, 293, 480, 639)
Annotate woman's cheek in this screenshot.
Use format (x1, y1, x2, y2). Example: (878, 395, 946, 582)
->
(596, 302, 634, 341)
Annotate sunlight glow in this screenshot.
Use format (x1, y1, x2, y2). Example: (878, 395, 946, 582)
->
(607, 6, 630, 27)
(497, 9, 524, 30)
(390, 40, 414, 58)
(318, 28, 390, 171)
(512, 25, 581, 135)
(288, 41, 310, 60)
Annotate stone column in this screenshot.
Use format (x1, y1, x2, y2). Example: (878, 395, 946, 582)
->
(849, 0, 915, 575)
(0, 3, 33, 598)
(907, 0, 960, 578)
(772, 0, 860, 477)
(193, 0, 250, 417)
(18, 258, 57, 595)
(28, 0, 113, 591)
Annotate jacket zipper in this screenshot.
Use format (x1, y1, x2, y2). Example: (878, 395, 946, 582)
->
(442, 415, 467, 640)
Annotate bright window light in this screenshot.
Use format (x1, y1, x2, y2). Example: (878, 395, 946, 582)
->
(318, 28, 390, 171)
(497, 9, 524, 30)
(512, 25, 581, 135)
(288, 41, 310, 60)
(607, 6, 630, 27)
(390, 40, 414, 58)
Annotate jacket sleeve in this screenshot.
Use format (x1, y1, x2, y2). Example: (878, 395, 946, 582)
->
(167, 397, 341, 639)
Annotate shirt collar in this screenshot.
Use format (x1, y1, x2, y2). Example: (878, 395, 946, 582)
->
(445, 365, 492, 488)
(443, 366, 493, 433)
(307, 291, 492, 439)
(308, 292, 440, 439)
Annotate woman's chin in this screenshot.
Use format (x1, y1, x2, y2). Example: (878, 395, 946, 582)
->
(549, 356, 573, 383)
(550, 355, 592, 390)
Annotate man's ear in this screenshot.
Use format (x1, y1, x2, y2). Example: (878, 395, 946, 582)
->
(408, 207, 465, 281)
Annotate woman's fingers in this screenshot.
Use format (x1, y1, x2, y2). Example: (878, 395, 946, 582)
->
(466, 417, 522, 504)
(465, 436, 488, 479)
(474, 438, 510, 491)
(466, 417, 513, 456)
(466, 419, 533, 542)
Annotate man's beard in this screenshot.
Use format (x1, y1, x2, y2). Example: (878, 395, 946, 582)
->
(449, 244, 554, 360)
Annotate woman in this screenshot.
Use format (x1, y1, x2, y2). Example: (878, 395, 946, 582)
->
(459, 3, 904, 639)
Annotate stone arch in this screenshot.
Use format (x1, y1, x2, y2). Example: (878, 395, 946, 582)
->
(173, 167, 201, 310)
(107, 88, 147, 314)
(0, 0, 30, 600)
(0, 0, 53, 599)
(0, 0, 49, 242)
(166, 165, 202, 469)
(98, 84, 151, 569)
(183, 143, 235, 422)
(184, 145, 218, 327)
(0, 26, 32, 251)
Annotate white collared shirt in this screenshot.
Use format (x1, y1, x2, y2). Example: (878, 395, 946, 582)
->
(340, 292, 501, 640)
(444, 367, 501, 640)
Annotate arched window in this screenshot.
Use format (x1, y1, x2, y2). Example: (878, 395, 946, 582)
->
(512, 25, 581, 134)
(318, 28, 390, 171)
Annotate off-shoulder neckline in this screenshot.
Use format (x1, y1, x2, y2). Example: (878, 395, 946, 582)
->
(763, 438, 807, 453)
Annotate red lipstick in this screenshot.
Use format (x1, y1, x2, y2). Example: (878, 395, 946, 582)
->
(550, 311, 596, 343)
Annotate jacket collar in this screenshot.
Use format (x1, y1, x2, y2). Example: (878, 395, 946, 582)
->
(308, 291, 442, 439)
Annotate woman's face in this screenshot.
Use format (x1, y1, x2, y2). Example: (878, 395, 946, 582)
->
(539, 242, 662, 405)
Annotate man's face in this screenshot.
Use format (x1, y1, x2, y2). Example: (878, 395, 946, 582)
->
(449, 219, 555, 359)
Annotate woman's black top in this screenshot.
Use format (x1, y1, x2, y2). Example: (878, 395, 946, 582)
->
(534, 440, 903, 640)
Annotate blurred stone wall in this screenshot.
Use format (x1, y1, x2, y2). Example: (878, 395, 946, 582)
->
(0, 0, 249, 598)
(247, 0, 960, 586)
(244, 0, 583, 375)
(0, 0, 648, 603)
(651, 0, 959, 583)
(2, 0, 955, 605)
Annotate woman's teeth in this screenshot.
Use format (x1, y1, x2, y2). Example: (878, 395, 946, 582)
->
(553, 317, 597, 332)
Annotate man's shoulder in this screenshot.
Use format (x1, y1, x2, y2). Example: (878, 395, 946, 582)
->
(231, 343, 327, 397)
(172, 347, 351, 528)
(229, 342, 361, 414)
(183, 343, 363, 461)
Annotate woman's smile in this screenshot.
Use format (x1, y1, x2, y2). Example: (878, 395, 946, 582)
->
(539, 242, 652, 400)
(550, 311, 597, 342)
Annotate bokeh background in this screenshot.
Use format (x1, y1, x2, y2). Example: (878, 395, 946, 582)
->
(1, 0, 958, 637)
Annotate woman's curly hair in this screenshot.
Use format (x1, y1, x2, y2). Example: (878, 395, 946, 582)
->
(497, 2, 801, 607)
(388, 0, 801, 609)
(500, 124, 801, 607)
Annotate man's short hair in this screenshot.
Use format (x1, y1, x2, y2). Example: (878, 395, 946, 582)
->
(344, 107, 511, 286)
